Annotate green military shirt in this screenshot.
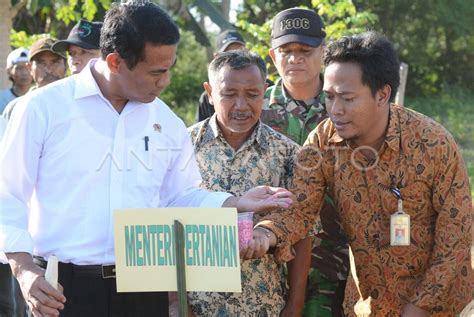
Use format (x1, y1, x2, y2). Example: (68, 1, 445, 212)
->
(261, 78, 349, 316)
(261, 78, 327, 145)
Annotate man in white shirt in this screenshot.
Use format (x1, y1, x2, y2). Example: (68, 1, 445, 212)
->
(0, 47, 33, 317)
(0, 2, 292, 316)
(0, 116, 6, 140)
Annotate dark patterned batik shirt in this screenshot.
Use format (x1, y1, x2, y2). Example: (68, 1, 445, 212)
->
(259, 104, 473, 316)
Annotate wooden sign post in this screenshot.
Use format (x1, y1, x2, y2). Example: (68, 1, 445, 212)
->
(174, 220, 188, 317)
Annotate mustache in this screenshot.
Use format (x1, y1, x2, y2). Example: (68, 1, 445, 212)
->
(229, 111, 254, 120)
(41, 74, 62, 82)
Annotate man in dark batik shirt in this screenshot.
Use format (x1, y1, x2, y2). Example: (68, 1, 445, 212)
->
(261, 8, 349, 316)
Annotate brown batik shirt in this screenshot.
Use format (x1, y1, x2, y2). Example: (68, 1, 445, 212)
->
(258, 104, 473, 316)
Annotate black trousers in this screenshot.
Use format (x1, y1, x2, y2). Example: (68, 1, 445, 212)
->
(54, 263, 168, 317)
(0, 263, 13, 317)
(0, 263, 26, 317)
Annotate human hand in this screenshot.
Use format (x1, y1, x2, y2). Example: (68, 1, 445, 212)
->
(280, 303, 303, 317)
(401, 303, 430, 317)
(7, 253, 66, 317)
(240, 227, 276, 260)
(188, 305, 196, 317)
(237, 186, 293, 214)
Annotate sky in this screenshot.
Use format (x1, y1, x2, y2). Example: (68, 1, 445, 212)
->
(197, 0, 243, 32)
(230, 0, 243, 23)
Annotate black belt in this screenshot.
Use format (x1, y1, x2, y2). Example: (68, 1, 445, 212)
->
(33, 256, 116, 279)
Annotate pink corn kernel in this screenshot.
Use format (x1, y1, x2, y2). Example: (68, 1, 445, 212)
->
(238, 212, 254, 250)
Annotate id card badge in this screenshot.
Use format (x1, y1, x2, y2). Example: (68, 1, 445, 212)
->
(390, 199, 410, 246)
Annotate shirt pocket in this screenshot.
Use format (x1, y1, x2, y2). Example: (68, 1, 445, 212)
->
(128, 137, 171, 206)
(389, 182, 433, 276)
(399, 181, 433, 220)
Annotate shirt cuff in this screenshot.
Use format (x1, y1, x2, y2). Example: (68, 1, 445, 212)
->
(255, 219, 296, 264)
(199, 192, 233, 208)
(0, 225, 33, 255)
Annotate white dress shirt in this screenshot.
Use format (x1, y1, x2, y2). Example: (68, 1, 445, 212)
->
(0, 116, 6, 142)
(0, 60, 230, 265)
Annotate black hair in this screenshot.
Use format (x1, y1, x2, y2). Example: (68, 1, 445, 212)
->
(100, 0, 180, 69)
(323, 31, 400, 102)
(208, 50, 267, 83)
(7, 68, 13, 83)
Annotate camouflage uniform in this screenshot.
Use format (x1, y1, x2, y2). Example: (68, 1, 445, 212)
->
(261, 79, 349, 317)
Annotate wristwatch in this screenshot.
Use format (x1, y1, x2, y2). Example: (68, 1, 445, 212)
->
(254, 226, 277, 254)
(254, 226, 272, 238)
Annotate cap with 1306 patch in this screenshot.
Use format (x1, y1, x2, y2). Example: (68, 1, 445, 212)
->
(271, 8, 326, 49)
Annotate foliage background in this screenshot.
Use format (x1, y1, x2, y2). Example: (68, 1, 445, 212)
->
(7, 0, 473, 196)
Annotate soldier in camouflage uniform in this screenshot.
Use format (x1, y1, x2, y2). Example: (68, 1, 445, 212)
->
(261, 8, 349, 317)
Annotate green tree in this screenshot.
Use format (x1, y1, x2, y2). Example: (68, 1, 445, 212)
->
(160, 29, 209, 125)
(353, 0, 474, 96)
(11, 0, 110, 45)
(3, 0, 110, 86)
(6, 0, 234, 125)
(239, 0, 313, 25)
(236, 0, 377, 80)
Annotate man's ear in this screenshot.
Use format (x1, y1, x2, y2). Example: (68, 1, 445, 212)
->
(269, 48, 276, 64)
(105, 53, 122, 74)
(26, 62, 33, 77)
(376, 84, 392, 106)
(203, 82, 214, 105)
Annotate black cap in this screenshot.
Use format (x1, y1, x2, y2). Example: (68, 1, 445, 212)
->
(52, 19, 102, 52)
(216, 30, 246, 52)
(271, 8, 326, 49)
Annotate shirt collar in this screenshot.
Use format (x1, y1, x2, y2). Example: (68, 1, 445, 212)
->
(208, 113, 222, 140)
(328, 104, 401, 152)
(269, 75, 324, 107)
(384, 104, 401, 152)
(74, 58, 102, 100)
(327, 127, 344, 144)
(73, 59, 144, 115)
(268, 78, 287, 105)
(254, 121, 270, 150)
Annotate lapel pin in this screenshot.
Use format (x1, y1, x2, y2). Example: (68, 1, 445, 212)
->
(153, 123, 161, 132)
